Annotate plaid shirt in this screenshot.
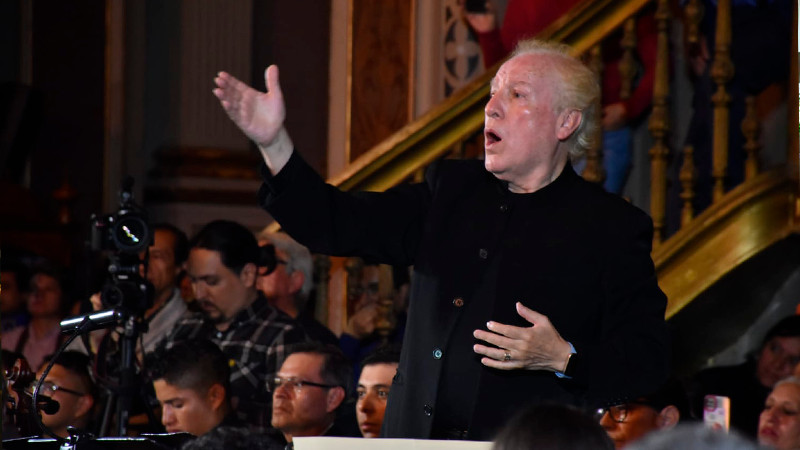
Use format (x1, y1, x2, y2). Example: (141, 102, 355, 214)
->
(161, 293, 308, 432)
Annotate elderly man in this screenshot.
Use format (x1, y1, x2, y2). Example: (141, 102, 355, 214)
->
(159, 220, 307, 433)
(213, 38, 669, 440)
(257, 231, 337, 346)
(269, 343, 355, 444)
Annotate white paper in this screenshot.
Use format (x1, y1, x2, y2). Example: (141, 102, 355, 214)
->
(293, 436, 493, 450)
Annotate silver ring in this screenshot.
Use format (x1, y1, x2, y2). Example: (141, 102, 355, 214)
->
(503, 351, 512, 362)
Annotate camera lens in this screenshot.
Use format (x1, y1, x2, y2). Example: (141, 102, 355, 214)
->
(111, 215, 150, 254)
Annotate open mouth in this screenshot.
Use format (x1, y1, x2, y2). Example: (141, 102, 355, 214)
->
(485, 129, 502, 145)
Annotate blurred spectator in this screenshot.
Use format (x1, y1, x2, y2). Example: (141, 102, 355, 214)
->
(758, 376, 800, 450)
(159, 220, 308, 433)
(689, 315, 800, 438)
(493, 403, 614, 450)
(147, 339, 239, 436)
(626, 423, 757, 450)
(356, 345, 400, 438)
(269, 343, 357, 445)
(35, 351, 95, 438)
(180, 426, 283, 450)
(257, 230, 337, 346)
(3, 264, 70, 370)
(1, 256, 30, 332)
(599, 378, 689, 448)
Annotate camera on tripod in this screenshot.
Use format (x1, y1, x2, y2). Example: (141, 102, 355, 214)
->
(89, 177, 153, 316)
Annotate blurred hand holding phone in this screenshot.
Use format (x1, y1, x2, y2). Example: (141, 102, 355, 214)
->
(703, 395, 731, 432)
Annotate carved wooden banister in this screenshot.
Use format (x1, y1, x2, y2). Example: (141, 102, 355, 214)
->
(647, 0, 671, 247)
(710, 0, 733, 202)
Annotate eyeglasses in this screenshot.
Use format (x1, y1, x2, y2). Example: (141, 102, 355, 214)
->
(28, 381, 86, 397)
(595, 402, 655, 423)
(267, 376, 338, 393)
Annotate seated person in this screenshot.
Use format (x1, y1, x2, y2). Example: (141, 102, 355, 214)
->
(690, 315, 800, 438)
(493, 403, 613, 450)
(356, 346, 400, 438)
(146, 339, 238, 436)
(256, 230, 337, 346)
(758, 376, 800, 450)
(3, 264, 70, 370)
(1, 253, 30, 332)
(599, 378, 689, 448)
(269, 343, 357, 445)
(35, 351, 95, 439)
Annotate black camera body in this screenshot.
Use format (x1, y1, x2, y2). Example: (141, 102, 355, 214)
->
(90, 178, 154, 315)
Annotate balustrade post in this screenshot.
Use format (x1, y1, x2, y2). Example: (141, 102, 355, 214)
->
(741, 96, 761, 180)
(648, 0, 671, 247)
(618, 18, 638, 100)
(313, 254, 331, 326)
(583, 45, 605, 185)
(680, 146, 697, 227)
(710, 0, 734, 202)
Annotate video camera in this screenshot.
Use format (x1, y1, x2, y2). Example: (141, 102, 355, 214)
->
(89, 177, 153, 315)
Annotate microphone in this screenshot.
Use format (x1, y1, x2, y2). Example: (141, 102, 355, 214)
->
(36, 394, 60, 415)
(60, 309, 123, 333)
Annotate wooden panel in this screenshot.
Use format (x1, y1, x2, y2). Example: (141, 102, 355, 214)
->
(349, 0, 414, 163)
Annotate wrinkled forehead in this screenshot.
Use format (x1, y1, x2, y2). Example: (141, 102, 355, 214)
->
(491, 52, 556, 89)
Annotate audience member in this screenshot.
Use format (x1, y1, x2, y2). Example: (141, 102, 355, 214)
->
(3, 264, 69, 370)
(269, 343, 357, 445)
(758, 376, 800, 450)
(464, 0, 657, 194)
(599, 378, 689, 448)
(493, 403, 614, 450)
(35, 351, 95, 439)
(1, 255, 29, 332)
(625, 423, 757, 450)
(690, 315, 800, 439)
(146, 339, 239, 436)
(159, 220, 307, 432)
(356, 346, 400, 438)
(180, 426, 283, 450)
(257, 230, 337, 346)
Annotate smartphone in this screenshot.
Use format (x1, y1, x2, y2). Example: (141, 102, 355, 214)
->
(465, 0, 488, 13)
(703, 395, 731, 432)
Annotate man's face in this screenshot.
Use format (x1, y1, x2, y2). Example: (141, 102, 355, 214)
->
(757, 336, 800, 388)
(271, 352, 340, 438)
(36, 364, 92, 438)
(484, 53, 569, 191)
(600, 403, 661, 449)
(27, 273, 62, 318)
(186, 248, 254, 326)
(142, 229, 180, 297)
(153, 379, 221, 436)
(356, 362, 397, 438)
(256, 246, 298, 306)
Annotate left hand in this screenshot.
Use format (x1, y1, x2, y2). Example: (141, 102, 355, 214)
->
(473, 302, 572, 371)
(602, 102, 628, 131)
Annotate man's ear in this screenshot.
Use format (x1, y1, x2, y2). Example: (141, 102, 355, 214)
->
(326, 386, 346, 413)
(556, 109, 582, 141)
(75, 394, 95, 419)
(240, 262, 257, 287)
(657, 405, 680, 430)
(289, 270, 305, 296)
(207, 383, 226, 411)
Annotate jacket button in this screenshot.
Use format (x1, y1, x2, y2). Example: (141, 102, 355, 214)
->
(500, 204, 509, 212)
(433, 348, 443, 359)
(479, 248, 488, 259)
(423, 404, 433, 416)
(453, 297, 464, 307)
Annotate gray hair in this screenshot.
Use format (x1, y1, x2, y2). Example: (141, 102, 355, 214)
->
(258, 231, 313, 308)
(625, 423, 758, 450)
(509, 39, 600, 159)
(774, 375, 800, 391)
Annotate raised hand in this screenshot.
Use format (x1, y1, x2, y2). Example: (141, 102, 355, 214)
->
(213, 65, 293, 173)
(473, 302, 572, 372)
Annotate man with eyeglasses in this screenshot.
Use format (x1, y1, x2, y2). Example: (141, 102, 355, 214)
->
(256, 230, 338, 346)
(35, 351, 95, 438)
(598, 378, 688, 448)
(269, 343, 358, 446)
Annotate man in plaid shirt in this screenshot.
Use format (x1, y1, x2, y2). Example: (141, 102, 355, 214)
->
(158, 220, 308, 433)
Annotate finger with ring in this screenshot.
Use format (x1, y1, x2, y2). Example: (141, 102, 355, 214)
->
(503, 351, 512, 362)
